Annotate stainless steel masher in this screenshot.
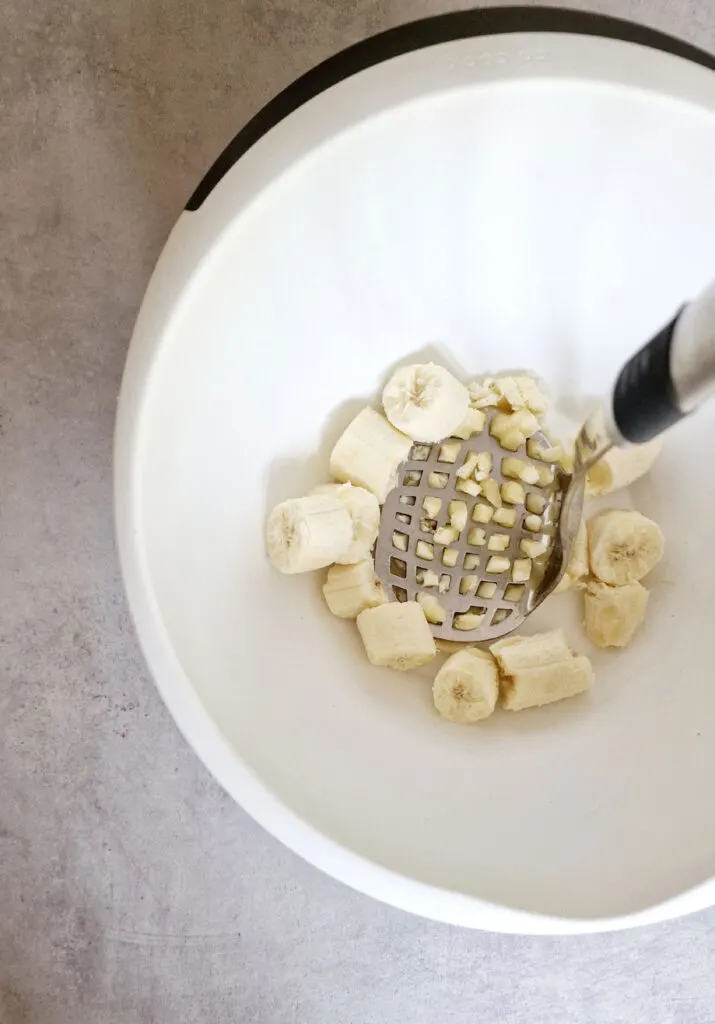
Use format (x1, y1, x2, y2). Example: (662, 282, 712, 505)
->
(375, 278, 715, 642)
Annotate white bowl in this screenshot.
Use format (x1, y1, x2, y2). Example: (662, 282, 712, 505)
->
(115, 10, 715, 933)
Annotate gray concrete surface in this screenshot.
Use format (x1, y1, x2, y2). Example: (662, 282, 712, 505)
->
(3, 1, 715, 1021)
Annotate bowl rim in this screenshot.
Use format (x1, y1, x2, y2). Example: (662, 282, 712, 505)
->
(115, 7, 715, 933)
(186, 6, 715, 212)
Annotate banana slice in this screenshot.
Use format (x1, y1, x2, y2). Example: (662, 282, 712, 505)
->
(432, 649, 499, 723)
(330, 406, 412, 503)
(587, 510, 664, 585)
(323, 558, 386, 618)
(357, 601, 437, 670)
(435, 524, 459, 546)
(584, 580, 649, 648)
(586, 438, 663, 497)
(382, 363, 470, 442)
(491, 630, 593, 711)
(554, 519, 588, 593)
(311, 483, 380, 563)
(266, 494, 353, 573)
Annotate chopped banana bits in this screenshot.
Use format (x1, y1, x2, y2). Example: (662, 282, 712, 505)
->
(525, 492, 546, 516)
(455, 477, 481, 497)
(454, 610, 485, 631)
(487, 533, 510, 553)
(442, 547, 459, 568)
(438, 441, 461, 463)
(451, 407, 487, 440)
(422, 495, 442, 518)
(472, 503, 494, 524)
(415, 540, 434, 561)
(448, 500, 468, 532)
(501, 480, 525, 505)
(512, 559, 532, 583)
(523, 514, 542, 533)
(417, 592, 447, 625)
(492, 507, 516, 529)
(434, 525, 458, 546)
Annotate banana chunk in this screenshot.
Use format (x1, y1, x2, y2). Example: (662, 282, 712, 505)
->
(330, 406, 412, 503)
(584, 580, 649, 649)
(382, 362, 470, 442)
(266, 495, 353, 573)
(357, 601, 437, 670)
(432, 649, 499, 723)
(587, 509, 664, 585)
(311, 483, 380, 563)
(491, 629, 593, 711)
(586, 438, 663, 497)
(323, 558, 385, 618)
(554, 519, 588, 593)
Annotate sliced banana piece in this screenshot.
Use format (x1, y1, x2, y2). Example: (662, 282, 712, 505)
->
(357, 601, 437, 670)
(554, 520, 588, 593)
(323, 558, 386, 618)
(311, 483, 380, 563)
(330, 406, 412, 503)
(584, 580, 649, 649)
(382, 362, 469, 442)
(586, 438, 663, 497)
(266, 495, 352, 573)
(432, 649, 499, 723)
(491, 629, 593, 711)
(587, 509, 664, 585)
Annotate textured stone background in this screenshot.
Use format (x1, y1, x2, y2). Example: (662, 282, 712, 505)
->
(3, 2, 715, 1021)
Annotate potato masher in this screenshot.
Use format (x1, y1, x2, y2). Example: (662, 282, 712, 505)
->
(375, 277, 715, 643)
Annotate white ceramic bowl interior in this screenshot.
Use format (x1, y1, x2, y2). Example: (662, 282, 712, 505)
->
(116, 12, 715, 933)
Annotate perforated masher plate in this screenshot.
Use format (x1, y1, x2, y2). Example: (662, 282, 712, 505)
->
(374, 411, 563, 643)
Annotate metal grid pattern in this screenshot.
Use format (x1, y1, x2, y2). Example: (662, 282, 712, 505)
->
(374, 412, 562, 643)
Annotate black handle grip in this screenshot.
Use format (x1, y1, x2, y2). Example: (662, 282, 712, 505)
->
(612, 313, 685, 444)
